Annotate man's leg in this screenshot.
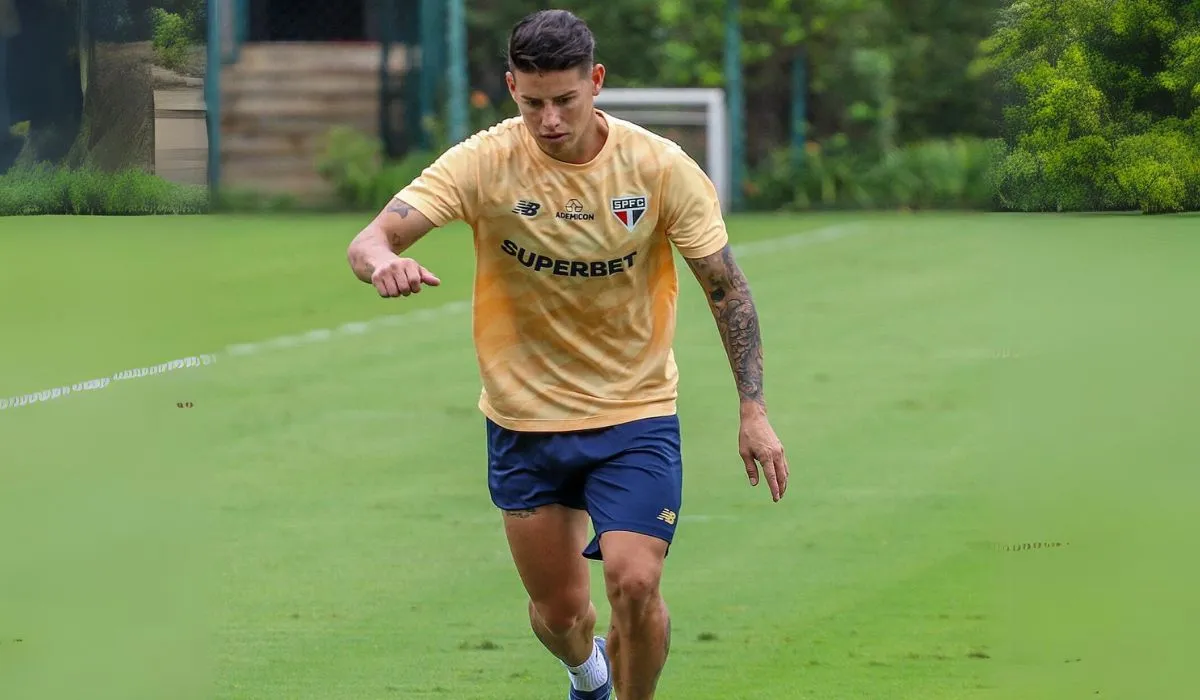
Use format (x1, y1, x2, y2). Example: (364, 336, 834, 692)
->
(599, 531, 671, 700)
(580, 414, 684, 700)
(485, 417, 612, 697)
(501, 504, 596, 667)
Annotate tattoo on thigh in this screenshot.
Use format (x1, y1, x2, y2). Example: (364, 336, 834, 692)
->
(504, 508, 539, 519)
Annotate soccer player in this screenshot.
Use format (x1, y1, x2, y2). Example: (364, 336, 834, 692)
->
(346, 9, 788, 699)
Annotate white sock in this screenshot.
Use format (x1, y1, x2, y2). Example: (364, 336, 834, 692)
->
(565, 639, 609, 692)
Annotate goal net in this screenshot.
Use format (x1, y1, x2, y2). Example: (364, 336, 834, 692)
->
(594, 88, 730, 212)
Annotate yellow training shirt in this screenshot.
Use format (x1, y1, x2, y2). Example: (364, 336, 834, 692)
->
(396, 111, 729, 432)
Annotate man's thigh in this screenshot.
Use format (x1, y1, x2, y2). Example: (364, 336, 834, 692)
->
(486, 419, 594, 603)
(581, 414, 683, 561)
(485, 417, 588, 512)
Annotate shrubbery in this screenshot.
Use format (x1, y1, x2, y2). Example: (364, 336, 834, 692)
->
(0, 164, 209, 216)
(746, 136, 1004, 212)
(314, 126, 438, 211)
(971, 0, 1200, 214)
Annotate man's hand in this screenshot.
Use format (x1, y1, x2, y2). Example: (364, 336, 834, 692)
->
(739, 404, 788, 501)
(348, 197, 438, 293)
(683, 243, 788, 501)
(369, 255, 441, 297)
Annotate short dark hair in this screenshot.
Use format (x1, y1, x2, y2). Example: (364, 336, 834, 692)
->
(507, 10, 595, 74)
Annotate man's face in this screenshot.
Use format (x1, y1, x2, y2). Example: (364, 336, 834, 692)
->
(507, 63, 604, 160)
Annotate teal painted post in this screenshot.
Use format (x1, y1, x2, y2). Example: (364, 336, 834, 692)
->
(446, 0, 469, 144)
(724, 0, 745, 211)
(791, 51, 807, 172)
(417, 0, 440, 149)
(379, 0, 394, 155)
(205, 0, 221, 195)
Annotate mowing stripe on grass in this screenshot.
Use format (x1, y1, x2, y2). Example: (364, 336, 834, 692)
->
(0, 224, 863, 414)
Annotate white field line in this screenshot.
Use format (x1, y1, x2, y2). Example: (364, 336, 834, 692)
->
(1, 224, 861, 414)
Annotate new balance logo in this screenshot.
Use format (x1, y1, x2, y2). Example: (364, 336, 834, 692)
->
(512, 200, 541, 217)
(656, 508, 677, 526)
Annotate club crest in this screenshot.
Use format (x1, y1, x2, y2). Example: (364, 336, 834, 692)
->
(610, 195, 648, 232)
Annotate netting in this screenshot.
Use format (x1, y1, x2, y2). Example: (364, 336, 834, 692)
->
(1, 0, 210, 213)
(245, 0, 380, 43)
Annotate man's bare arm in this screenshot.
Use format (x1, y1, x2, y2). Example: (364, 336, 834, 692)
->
(347, 198, 436, 284)
(683, 244, 765, 411)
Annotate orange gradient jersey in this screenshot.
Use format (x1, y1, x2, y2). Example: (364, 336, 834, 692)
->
(396, 111, 728, 432)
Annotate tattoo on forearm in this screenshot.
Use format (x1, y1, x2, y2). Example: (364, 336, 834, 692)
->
(387, 199, 414, 218)
(687, 245, 764, 405)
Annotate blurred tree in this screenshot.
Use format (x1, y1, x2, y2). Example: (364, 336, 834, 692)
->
(464, 0, 666, 116)
(975, 0, 1200, 212)
(458, 0, 1003, 166)
(656, 0, 1003, 163)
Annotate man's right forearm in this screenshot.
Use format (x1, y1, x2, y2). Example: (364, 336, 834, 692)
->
(347, 198, 436, 284)
(347, 225, 394, 283)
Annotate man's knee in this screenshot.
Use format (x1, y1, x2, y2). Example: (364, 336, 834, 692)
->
(601, 532, 667, 609)
(530, 593, 591, 636)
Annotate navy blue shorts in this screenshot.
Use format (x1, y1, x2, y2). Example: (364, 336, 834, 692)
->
(486, 414, 683, 561)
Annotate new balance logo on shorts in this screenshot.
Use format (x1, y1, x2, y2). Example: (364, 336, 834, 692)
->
(656, 508, 677, 526)
(512, 200, 541, 217)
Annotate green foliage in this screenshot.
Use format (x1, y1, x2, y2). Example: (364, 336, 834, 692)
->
(314, 126, 437, 211)
(746, 136, 1003, 212)
(0, 164, 209, 216)
(976, 0, 1200, 213)
(150, 8, 193, 71)
(656, 0, 1003, 162)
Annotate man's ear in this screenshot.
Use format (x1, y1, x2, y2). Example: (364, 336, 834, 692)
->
(505, 71, 518, 100)
(591, 63, 606, 96)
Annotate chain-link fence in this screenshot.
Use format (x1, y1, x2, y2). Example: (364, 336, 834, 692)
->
(1, 0, 210, 214)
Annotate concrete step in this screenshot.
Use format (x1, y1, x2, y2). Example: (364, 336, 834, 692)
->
(221, 132, 327, 158)
(232, 42, 412, 73)
(223, 73, 382, 97)
(223, 93, 379, 119)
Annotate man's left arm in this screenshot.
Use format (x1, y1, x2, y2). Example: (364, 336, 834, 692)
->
(662, 151, 789, 501)
(683, 245, 764, 406)
(682, 246, 788, 501)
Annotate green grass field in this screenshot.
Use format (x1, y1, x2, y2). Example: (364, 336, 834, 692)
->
(1, 211, 1197, 699)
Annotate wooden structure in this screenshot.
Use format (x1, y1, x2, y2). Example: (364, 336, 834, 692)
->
(218, 42, 408, 199)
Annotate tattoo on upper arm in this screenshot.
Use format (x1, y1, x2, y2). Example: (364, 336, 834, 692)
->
(387, 199, 414, 218)
(685, 245, 764, 405)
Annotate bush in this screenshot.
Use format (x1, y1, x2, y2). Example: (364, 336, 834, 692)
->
(0, 164, 209, 215)
(315, 126, 437, 210)
(991, 128, 1200, 214)
(860, 137, 1004, 210)
(1106, 131, 1200, 214)
(150, 8, 193, 72)
(744, 136, 1003, 212)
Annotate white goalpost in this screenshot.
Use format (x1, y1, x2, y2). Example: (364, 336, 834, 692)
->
(594, 88, 731, 213)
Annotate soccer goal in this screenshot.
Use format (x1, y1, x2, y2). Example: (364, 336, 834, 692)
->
(594, 88, 730, 212)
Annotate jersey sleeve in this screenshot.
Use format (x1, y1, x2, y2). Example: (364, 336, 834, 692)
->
(394, 138, 480, 227)
(661, 150, 729, 259)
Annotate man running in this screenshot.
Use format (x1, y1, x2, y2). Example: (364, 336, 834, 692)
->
(346, 10, 788, 699)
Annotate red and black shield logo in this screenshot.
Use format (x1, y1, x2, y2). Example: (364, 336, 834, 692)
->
(610, 195, 648, 232)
